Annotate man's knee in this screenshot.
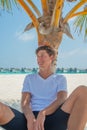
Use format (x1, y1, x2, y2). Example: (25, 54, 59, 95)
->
(0, 102, 6, 119)
(61, 85, 87, 113)
(76, 85, 87, 94)
(75, 85, 87, 101)
(77, 85, 87, 89)
(0, 102, 15, 125)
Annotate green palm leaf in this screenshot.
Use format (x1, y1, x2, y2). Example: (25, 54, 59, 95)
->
(0, 0, 18, 11)
(74, 5, 87, 40)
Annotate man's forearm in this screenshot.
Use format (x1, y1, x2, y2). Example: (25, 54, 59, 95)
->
(41, 99, 62, 116)
(41, 91, 67, 116)
(21, 104, 35, 120)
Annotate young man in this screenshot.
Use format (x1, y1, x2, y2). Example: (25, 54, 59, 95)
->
(0, 45, 87, 130)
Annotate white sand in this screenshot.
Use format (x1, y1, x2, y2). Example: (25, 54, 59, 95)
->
(0, 73, 87, 130)
(0, 74, 26, 100)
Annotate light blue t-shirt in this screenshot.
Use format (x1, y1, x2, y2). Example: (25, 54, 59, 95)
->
(22, 73, 67, 111)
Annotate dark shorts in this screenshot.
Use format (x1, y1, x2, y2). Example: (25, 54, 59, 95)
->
(33, 105, 70, 130)
(1, 107, 27, 130)
(1, 105, 70, 130)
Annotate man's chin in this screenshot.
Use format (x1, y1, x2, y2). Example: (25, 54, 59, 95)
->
(39, 64, 44, 67)
(39, 66, 45, 70)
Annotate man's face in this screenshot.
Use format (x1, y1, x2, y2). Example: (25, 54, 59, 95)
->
(36, 50, 53, 69)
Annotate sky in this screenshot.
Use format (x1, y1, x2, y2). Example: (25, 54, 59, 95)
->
(0, 0, 87, 69)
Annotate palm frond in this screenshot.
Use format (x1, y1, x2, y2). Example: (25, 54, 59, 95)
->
(74, 15, 87, 39)
(84, 16, 87, 39)
(0, 0, 18, 11)
(26, 0, 41, 17)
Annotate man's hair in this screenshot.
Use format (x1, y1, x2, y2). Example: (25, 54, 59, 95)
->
(36, 45, 55, 56)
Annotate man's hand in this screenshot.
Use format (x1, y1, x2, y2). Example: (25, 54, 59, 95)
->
(34, 111, 46, 130)
(27, 114, 36, 130)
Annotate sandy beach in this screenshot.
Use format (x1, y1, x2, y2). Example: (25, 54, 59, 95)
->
(0, 73, 87, 130)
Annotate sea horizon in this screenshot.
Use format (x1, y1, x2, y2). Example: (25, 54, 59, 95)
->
(0, 68, 87, 74)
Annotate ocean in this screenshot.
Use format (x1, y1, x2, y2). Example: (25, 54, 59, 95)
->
(0, 68, 87, 74)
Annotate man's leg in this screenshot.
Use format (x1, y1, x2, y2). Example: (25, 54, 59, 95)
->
(61, 85, 87, 130)
(0, 102, 27, 130)
(0, 102, 15, 125)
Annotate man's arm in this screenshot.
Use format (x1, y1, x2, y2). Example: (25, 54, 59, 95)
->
(35, 91, 67, 130)
(21, 92, 36, 130)
(41, 91, 67, 115)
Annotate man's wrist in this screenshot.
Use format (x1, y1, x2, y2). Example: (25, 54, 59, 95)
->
(40, 110, 46, 116)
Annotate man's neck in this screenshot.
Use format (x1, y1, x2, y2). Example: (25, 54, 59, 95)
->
(39, 69, 54, 79)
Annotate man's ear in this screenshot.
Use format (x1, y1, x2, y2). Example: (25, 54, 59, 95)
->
(50, 55, 55, 62)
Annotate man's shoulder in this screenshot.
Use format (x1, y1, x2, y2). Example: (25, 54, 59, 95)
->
(53, 74, 66, 82)
(54, 74, 66, 78)
(25, 73, 38, 79)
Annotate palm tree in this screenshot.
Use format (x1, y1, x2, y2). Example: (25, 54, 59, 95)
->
(0, 0, 87, 71)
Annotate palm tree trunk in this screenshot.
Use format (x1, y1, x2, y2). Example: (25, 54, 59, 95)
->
(37, 30, 63, 72)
